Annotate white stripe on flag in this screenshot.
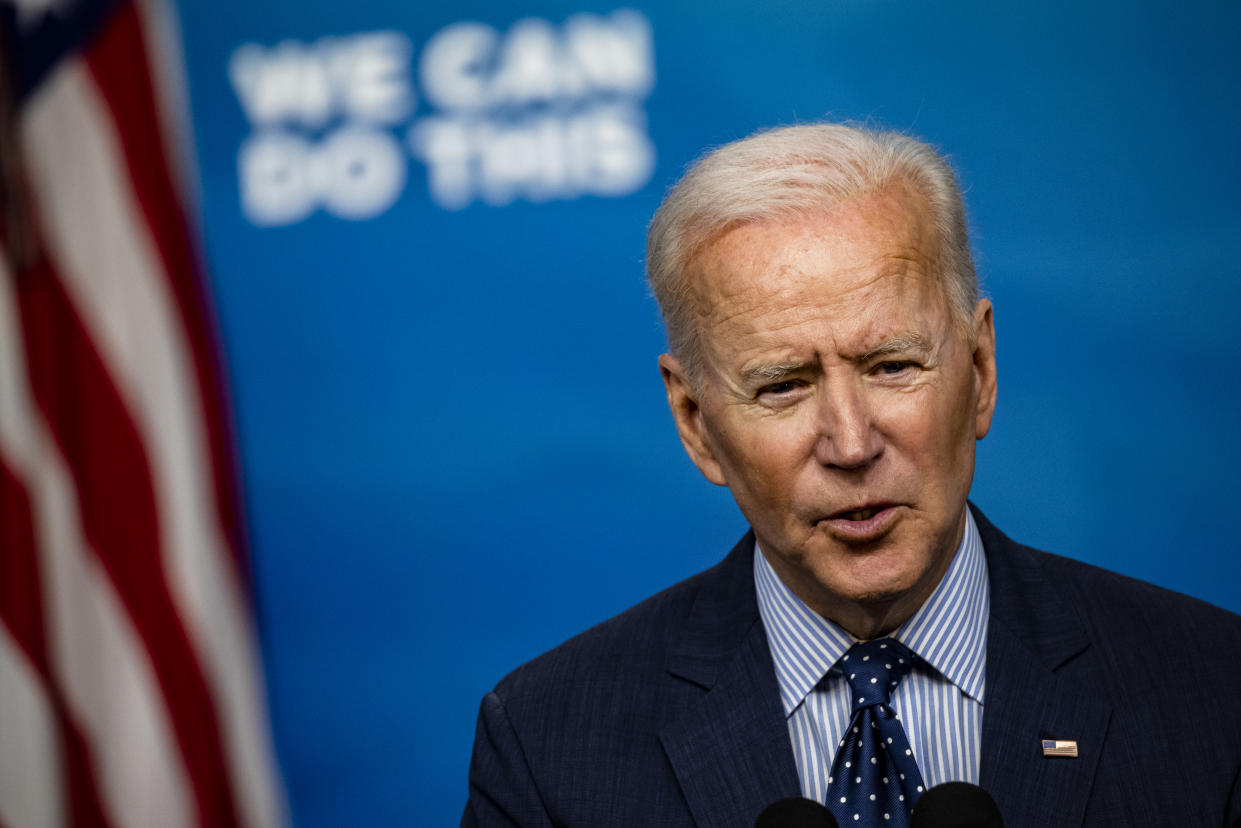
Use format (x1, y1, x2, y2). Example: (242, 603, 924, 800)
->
(20, 57, 286, 828)
(133, 0, 204, 215)
(0, 254, 196, 828)
(0, 625, 65, 828)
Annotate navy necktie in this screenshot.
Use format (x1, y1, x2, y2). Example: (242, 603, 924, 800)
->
(825, 638, 926, 827)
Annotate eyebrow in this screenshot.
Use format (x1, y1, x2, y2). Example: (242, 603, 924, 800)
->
(737, 333, 934, 387)
(860, 332, 932, 362)
(739, 361, 810, 386)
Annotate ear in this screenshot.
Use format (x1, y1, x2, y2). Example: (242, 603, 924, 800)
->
(971, 299, 998, 440)
(658, 354, 728, 486)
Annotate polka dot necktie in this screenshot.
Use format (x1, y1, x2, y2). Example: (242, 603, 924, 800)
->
(825, 638, 926, 827)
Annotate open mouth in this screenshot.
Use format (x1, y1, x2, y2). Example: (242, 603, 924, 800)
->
(821, 503, 901, 541)
(830, 503, 893, 522)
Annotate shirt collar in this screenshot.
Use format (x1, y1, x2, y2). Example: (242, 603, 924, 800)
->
(754, 508, 989, 717)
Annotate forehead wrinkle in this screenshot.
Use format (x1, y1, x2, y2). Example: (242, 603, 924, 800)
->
(701, 259, 896, 344)
(704, 276, 933, 383)
(689, 222, 873, 323)
(699, 284, 825, 358)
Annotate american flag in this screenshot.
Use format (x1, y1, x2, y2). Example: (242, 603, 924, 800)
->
(1041, 740, 1079, 758)
(0, 0, 286, 825)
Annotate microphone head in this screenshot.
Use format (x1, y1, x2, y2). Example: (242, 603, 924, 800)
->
(911, 782, 1004, 828)
(755, 797, 840, 827)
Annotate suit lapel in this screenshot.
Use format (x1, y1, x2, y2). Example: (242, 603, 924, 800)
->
(974, 509, 1112, 827)
(658, 534, 801, 827)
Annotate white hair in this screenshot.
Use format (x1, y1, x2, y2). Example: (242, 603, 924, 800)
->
(645, 123, 978, 386)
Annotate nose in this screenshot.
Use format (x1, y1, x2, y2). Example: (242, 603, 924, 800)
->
(812, 377, 883, 470)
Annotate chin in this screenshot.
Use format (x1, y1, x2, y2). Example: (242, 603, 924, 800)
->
(838, 581, 912, 607)
(826, 559, 925, 607)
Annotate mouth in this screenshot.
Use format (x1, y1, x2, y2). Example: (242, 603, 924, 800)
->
(821, 502, 901, 541)
(828, 501, 896, 521)
(836, 506, 885, 521)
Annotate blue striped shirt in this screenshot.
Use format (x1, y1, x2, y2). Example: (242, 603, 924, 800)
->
(754, 509, 989, 804)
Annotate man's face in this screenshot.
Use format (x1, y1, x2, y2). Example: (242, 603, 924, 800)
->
(660, 186, 997, 636)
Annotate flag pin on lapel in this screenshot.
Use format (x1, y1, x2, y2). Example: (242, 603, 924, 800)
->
(1042, 739, 1078, 757)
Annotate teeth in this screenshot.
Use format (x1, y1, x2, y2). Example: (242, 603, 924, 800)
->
(845, 508, 876, 521)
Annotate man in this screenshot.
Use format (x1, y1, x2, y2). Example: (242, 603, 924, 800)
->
(462, 124, 1241, 827)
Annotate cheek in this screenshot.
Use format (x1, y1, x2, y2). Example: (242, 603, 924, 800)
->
(711, 416, 817, 497)
(874, 391, 937, 443)
(878, 390, 973, 470)
(911, 398, 979, 488)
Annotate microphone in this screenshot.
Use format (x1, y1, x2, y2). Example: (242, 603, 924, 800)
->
(755, 797, 840, 827)
(910, 782, 1004, 827)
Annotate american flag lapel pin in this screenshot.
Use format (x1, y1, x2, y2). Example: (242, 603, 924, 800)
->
(1042, 739, 1078, 757)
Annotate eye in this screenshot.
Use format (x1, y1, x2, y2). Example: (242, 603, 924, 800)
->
(757, 379, 805, 399)
(876, 361, 916, 376)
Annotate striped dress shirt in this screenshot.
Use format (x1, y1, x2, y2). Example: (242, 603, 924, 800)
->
(754, 509, 989, 805)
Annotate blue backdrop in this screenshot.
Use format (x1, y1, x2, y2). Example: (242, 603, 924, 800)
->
(170, 1, 1240, 824)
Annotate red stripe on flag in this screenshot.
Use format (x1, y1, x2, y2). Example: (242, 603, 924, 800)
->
(0, 459, 110, 827)
(85, 1, 249, 582)
(16, 255, 240, 827)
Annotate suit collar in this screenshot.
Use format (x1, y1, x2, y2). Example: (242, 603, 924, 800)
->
(973, 505, 1090, 671)
(664, 532, 763, 689)
(972, 506, 1111, 827)
(660, 532, 802, 826)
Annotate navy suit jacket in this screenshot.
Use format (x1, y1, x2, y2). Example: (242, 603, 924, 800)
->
(464, 508, 1241, 826)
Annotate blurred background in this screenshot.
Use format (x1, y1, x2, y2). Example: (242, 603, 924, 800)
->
(3, 0, 1239, 825)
